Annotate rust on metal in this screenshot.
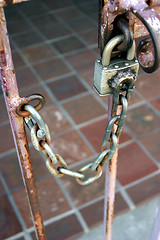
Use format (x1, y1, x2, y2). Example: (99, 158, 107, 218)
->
(0, 7, 46, 240)
(149, 0, 160, 7)
(99, 0, 160, 44)
(0, 0, 28, 6)
(103, 95, 121, 240)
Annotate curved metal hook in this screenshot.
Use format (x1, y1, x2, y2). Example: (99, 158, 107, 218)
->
(131, 6, 160, 73)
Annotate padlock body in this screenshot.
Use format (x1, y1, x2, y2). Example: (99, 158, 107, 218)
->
(93, 58, 139, 96)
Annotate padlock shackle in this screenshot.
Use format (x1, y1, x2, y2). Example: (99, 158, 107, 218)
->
(102, 35, 136, 66)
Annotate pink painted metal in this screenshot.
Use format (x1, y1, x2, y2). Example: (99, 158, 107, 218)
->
(0, 7, 46, 240)
(103, 97, 121, 240)
(151, 200, 160, 240)
(101, 0, 160, 239)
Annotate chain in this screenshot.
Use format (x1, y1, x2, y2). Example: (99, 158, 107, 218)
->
(16, 93, 128, 186)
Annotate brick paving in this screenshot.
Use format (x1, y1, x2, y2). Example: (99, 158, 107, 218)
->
(0, 0, 160, 239)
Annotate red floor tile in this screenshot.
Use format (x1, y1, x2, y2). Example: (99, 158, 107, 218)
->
(81, 119, 132, 153)
(44, 0, 71, 10)
(125, 104, 160, 138)
(136, 72, 160, 99)
(127, 174, 160, 205)
(18, 1, 47, 17)
(62, 94, 106, 125)
(12, 30, 43, 49)
(119, 129, 132, 144)
(31, 214, 84, 240)
(12, 51, 26, 69)
(79, 66, 94, 87)
(47, 75, 87, 100)
(52, 36, 85, 54)
(67, 17, 96, 34)
(65, 49, 96, 71)
(50, 130, 93, 165)
(0, 147, 49, 191)
(0, 181, 4, 196)
(117, 142, 158, 186)
(80, 119, 107, 153)
(140, 129, 160, 163)
(60, 171, 105, 207)
(0, 195, 22, 239)
(13, 176, 71, 227)
(128, 91, 143, 106)
(55, 6, 85, 21)
(0, 124, 15, 154)
(34, 58, 71, 81)
(16, 67, 39, 90)
(40, 23, 72, 40)
(7, 19, 31, 35)
(31, 13, 59, 30)
(114, 192, 130, 216)
(0, 97, 8, 123)
(41, 105, 72, 136)
(150, 97, 160, 112)
(79, 28, 98, 45)
(4, 8, 23, 23)
(0, 152, 23, 190)
(80, 192, 129, 229)
(22, 44, 57, 64)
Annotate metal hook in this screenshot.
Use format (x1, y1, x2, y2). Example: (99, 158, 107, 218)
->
(131, 6, 160, 73)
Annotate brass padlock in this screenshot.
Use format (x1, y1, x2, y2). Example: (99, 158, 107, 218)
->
(93, 35, 139, 98)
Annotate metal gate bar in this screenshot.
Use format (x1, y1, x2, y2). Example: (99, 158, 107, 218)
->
(0, 6, 46, 240)
(103, 96, 121, 240)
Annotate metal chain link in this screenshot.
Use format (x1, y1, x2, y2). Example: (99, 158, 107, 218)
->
(16, 93, 128, 185)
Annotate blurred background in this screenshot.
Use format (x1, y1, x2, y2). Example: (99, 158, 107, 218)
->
(0, 0, 160, 239)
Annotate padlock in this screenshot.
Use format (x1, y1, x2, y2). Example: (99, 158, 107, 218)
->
(93, 35, 139, 97)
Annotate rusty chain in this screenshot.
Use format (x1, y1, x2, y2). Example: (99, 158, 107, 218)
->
(16, 93, 128, 186)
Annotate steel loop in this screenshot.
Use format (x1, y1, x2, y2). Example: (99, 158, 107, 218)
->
(46, 154, 67, 178)
(58, 168, 84, 179)
(91, 149, 110, 172)
(46, 159, 64, 177)
(101, 115, 120, 151)
(16, 94, 45, 117)
(24, 104, 50, 138)
(24, 116, 36, 130)
(30, 123, 50, 151)
(101, 133, 118, 167)
(116, 95, 128, 137)
(75, 163, 103, 186)
(41, 141, 58, 164)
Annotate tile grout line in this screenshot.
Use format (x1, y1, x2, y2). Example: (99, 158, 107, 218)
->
(26, 209, 76, 234)
(78, 195, 104, 210)
(0, 173, 32, 240)
(14, 5, 111, 124)
(124, 169, 160, 190)
(135, 88, 160, 117)
(54, 177, 90, 234)
(116, 181, 136, 210)
(11, 11, 95, 234)
(35, 2, 109, 112)
(11, 12, 98, 156)
(3, 232, 25, 240)
(124, 124, 160, 168)
(9, 2, 160, 237)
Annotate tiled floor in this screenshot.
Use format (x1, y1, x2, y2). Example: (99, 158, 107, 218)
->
(0, 0, 160, 239)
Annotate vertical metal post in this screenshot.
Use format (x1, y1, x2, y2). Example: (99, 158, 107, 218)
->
(151, 199, 160, 240)
(0, 7, 46, 240)
(103, 96, 120, 240)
